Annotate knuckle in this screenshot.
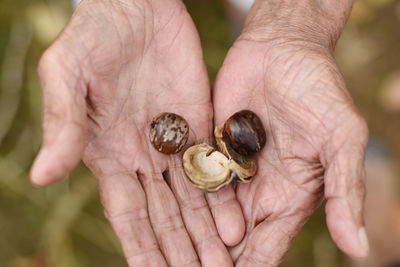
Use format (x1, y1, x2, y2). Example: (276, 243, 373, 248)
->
(336, 110, 369, 147)
(181, 260, 201, 267)
(106, 207, 149, 224)
(355, 176, 366, 196)
(352, 113, 369, 144)
(153, 212, 183, 232)
(38, 43, 80, 82)
(180, 194, 207, 212)
(42, 107, 62, 122)
(38, 47, 58, 76)
(38, 46, 68, 83)
(193, 234, 219, 253)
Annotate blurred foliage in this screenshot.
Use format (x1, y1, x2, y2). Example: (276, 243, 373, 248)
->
(0, 0, 399, 266)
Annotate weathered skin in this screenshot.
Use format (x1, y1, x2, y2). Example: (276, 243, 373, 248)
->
(29, 0, 244, 266)
(214, 0, 369, 265)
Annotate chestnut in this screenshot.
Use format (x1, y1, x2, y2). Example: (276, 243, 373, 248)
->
(182, 109, 266, 192)
(223, 110, 266, 156)
(149, 112, 189, 154)
(183, 131, 258, 192)
(214, 126, 256, 183)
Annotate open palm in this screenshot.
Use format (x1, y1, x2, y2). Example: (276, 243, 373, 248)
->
(214, 38, 369, 266)
(31, 0, 244, 266)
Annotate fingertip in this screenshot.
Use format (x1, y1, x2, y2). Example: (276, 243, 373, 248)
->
(207, 186, 245, 246)
(30, 148, 51, 186)
(358, 227, 370, 257)
(30, 169, 65, 187)
(30, 165, 64, 187)
(30, 147, 68, 186)
(343, 227, 369, 259)
(325, 199, 369, 259)
(215, 203, 245, 246)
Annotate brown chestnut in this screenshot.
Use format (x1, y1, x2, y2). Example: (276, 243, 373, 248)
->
(149, 112, 189, 154)
(182, 110, 266, 191)
(223, 110, 266, 156)
(214, 126, 256, 183)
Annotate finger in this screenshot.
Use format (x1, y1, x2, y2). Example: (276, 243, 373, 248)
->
(211, 60, 249, 247)
(140, 172, 200, 267)
(167, 157, 233, 266)
(235, 214, 307, 267)
(30, 49, 87, 186)
(205, 185, 246, 246)
(93, 165, 167, 267)
(323, 116, 370, 259)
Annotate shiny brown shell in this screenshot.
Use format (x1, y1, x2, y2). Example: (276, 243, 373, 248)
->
(215, 126, 256, 183)
(223, 110, 266, 156)
(149, 112, 189, 154)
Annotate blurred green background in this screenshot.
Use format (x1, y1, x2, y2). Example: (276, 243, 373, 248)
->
(0, 0, 399, 266)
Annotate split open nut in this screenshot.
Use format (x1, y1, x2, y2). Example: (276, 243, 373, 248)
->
(182, 110, 266, 192)
(183, 144, 233, 192)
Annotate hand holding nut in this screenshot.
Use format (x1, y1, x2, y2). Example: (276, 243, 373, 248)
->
(31, 0, 249, 264)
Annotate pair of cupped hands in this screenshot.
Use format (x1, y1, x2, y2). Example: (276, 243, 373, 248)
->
(30, 0, 369, 266)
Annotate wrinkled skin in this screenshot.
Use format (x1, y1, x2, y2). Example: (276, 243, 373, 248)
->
(31, 0, 370, 266)
(214, 19, 369, 267)
(30, 0, 245, 266)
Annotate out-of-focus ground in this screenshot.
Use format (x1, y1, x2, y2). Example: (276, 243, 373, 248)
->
(0, 0, 399, 266)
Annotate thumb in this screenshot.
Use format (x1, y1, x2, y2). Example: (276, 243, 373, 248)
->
(323, 115, 370, 259)
(30, 48, 87, 186)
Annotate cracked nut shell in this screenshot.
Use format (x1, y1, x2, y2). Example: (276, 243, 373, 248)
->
(149, 112, 189, 154)
(182, 110, 266, 191)
(183, 144, 233, 192)
(223, 110, 266, 156)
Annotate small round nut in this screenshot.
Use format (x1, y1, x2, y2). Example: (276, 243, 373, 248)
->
(223, 110, 266, 156)
(149, 112, 189, 154)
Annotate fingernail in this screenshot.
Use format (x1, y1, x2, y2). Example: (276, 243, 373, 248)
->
(358, 227, 370, 255)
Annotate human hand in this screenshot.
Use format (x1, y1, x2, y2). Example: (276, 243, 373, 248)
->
(30, 0, 245, 265)
(214, 0, 369, 265)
